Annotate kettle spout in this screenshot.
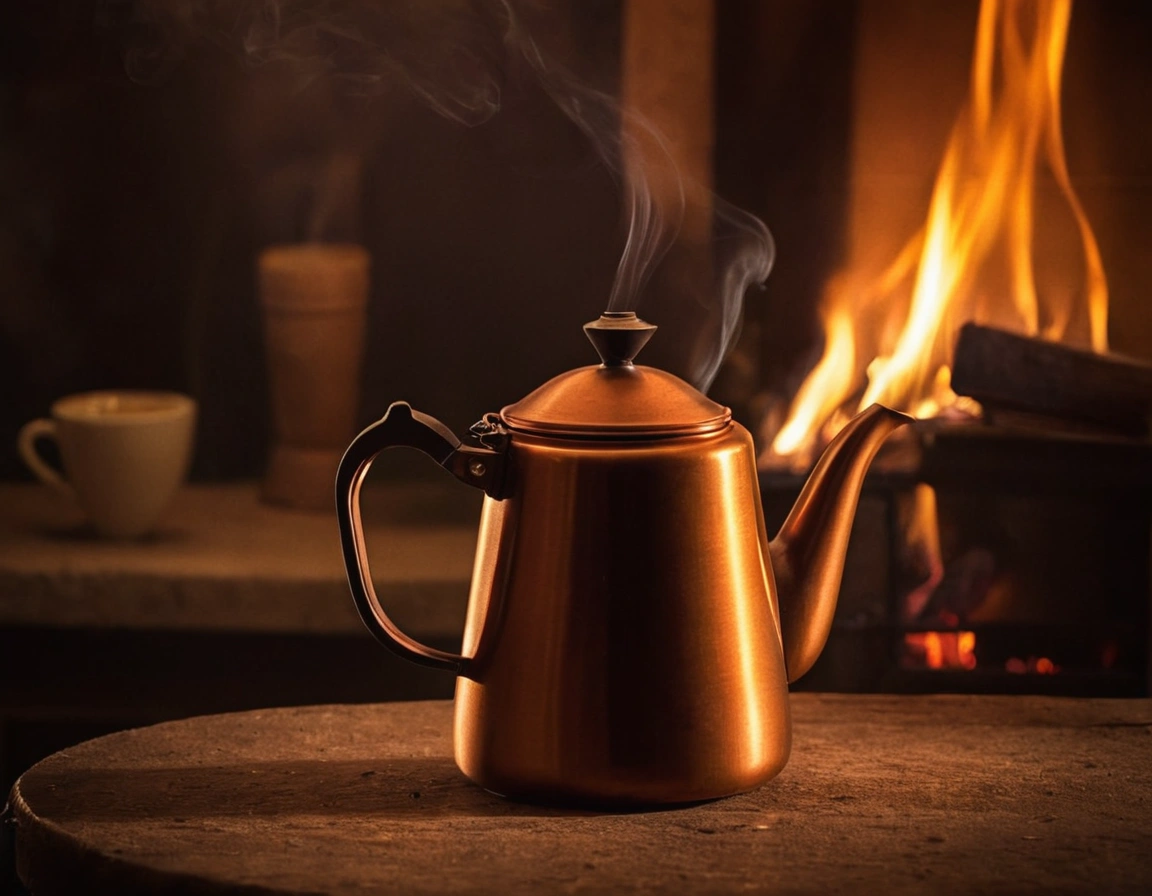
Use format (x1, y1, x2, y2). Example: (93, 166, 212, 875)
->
(769, 404, 911, 683)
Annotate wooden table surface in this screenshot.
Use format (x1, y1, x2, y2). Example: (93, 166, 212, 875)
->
(9, 695, 1152, 895)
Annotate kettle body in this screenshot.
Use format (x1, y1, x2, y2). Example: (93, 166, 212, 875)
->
(453, 425, 790, 804)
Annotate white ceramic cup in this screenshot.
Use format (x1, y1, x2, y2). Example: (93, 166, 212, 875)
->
(18, 390, 197, 538)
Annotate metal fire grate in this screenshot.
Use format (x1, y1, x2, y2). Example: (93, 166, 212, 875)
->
(760, 422, 1152, 696)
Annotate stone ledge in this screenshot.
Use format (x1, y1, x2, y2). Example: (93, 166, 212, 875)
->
(0, 482, 477, 636)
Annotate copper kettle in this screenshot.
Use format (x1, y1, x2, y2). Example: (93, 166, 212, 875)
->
(336, 311, 909, 806)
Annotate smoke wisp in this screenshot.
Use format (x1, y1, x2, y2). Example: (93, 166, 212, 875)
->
(120, 0, 774, 391)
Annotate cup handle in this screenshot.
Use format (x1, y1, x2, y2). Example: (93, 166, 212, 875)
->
(17, 418, 75, 498)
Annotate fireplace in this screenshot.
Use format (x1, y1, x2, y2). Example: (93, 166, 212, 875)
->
(724, 0, 1152, 696)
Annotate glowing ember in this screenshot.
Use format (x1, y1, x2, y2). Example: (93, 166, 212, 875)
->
(903, 631, 978, 671)
(1006, 656, 1061, 675)
(766, 0, 1108, 464)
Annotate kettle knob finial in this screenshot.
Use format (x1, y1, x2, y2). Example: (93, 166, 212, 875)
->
(584, 311, 657, 367)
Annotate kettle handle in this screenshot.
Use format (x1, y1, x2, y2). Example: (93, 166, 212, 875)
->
(335, 401, 506, 674)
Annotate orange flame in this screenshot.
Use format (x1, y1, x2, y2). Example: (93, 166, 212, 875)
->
(901, 485, 945, 621)
(765, 0, 1109, 644)
(767, 0, 1108, 463)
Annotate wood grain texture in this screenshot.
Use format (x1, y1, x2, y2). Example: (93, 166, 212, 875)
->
(11, 696, 1152, 895)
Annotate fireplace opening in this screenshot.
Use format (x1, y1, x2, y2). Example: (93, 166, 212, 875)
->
(728, 0, 1152, 696)
(761, 421, 1151, 696)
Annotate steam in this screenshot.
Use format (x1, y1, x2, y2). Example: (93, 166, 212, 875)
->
(609, 113, 682, 312)
(238, 0, 507, 126)
(702, 202, 774, 388)
(126, 0, 508, 124)
(511, 38, 683, 317)
(119, 0, 774, 391)
(513, 15, 775, 388)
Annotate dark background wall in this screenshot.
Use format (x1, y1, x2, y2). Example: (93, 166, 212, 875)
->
(1, 1, 629, 480)
(2, 1, 1149, 482)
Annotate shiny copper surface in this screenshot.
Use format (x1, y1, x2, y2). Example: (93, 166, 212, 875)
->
(454, 423, 791, 805)
(500, 364, 731, 438)
(500, 312, 730, 438)
(770, 404, 912, 682)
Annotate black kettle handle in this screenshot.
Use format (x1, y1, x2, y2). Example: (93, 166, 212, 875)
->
(335, 401, 505, 673)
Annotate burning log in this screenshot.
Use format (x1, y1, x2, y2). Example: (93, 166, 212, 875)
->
(951, 323, 1152, 437)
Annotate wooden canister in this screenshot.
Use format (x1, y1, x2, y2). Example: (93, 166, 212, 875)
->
(258, 243, 369, 510)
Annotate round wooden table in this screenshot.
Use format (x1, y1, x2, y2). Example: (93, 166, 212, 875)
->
(8, 696, 1152, 894)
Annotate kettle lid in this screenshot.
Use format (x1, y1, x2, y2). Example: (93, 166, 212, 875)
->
(500, 312, 731, 438)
